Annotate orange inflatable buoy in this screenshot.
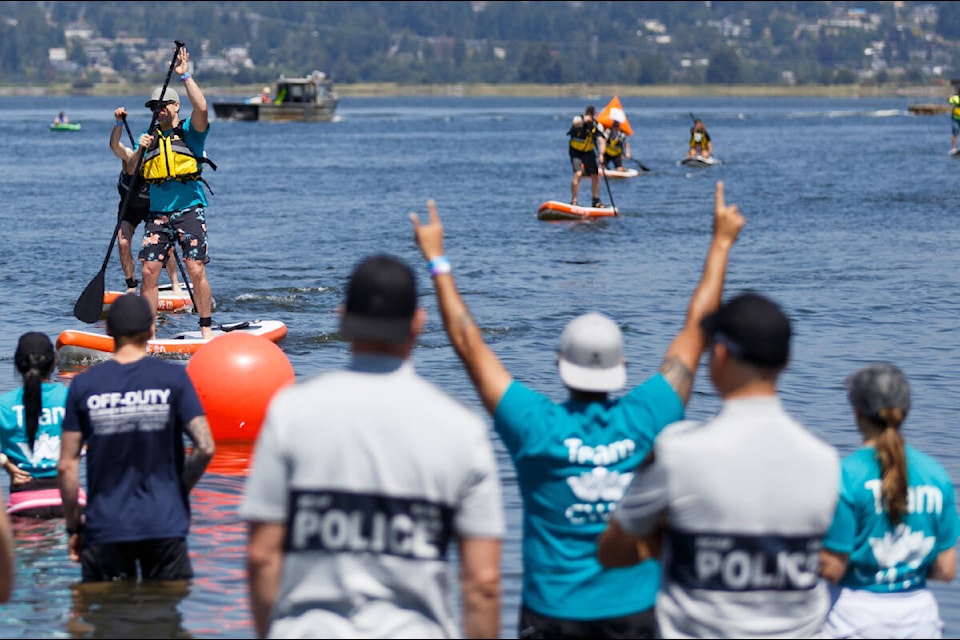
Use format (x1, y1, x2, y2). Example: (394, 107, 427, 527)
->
(597, 96, 633, 136)
(186, 332, 295, 444)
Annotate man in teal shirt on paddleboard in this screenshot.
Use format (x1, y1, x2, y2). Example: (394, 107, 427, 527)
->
(135, 44, 216, 339)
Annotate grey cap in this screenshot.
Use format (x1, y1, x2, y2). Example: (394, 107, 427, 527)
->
(558, 312, 626, 393)
(846, 362, 910, 421)
(145, 86, 180, 109)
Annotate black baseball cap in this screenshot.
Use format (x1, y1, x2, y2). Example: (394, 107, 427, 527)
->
(701, 291, 791, 368)
(107, 293, 154, 337)
(15, 332, 54, 365)
(340, 254, 417, 344)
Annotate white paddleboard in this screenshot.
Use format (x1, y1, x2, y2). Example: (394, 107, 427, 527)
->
(679, 155, 720, 167)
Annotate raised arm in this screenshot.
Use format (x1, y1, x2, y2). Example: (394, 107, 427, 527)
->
(110, 107, 139, 172)
(411, 200, 513, 416)
(658, 181, 744, 404)
(176, 46, 208, 132)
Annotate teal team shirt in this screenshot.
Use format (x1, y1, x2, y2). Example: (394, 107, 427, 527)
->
(823, 444, 960, 592)
(0, 381, 68, 478)
(493, 374, 683, 620)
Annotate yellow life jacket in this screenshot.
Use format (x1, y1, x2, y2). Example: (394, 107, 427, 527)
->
(953, 104, 960, 121)
(689, 128, 710, 150)
(569, 122, 598, 153)
(141, 124, 215, 184)
(605, 132, 625, 157)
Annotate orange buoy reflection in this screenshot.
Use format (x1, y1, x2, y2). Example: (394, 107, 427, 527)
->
(202, 441, 255, 477)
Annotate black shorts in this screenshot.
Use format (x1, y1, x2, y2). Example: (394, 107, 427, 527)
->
(80, 537, 193, 582)
(602, 154, 624, 169)
(119, 202, 150, 229)
(518, 604, 655, 639)
(570, 150, 598, 176)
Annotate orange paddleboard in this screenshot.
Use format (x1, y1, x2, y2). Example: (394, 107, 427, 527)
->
(537, 200, 618, 221)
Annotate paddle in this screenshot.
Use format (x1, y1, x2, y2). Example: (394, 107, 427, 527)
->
(170, 245, 199, 313)
(596, 146, 617, 213)
(630, 158, 651, 172)
(73, 40, 184, 323)
(121, 118, 200, 315)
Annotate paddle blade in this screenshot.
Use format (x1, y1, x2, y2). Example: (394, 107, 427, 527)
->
(74, 270, 107, 323)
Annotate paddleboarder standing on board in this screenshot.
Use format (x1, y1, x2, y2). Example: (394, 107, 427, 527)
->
(568, 105, 607, 208)
(136, 44, 216, 339)
(109, 106, 181, 295)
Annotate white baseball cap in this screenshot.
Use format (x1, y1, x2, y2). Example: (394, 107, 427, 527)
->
(558, 312, 626, 392)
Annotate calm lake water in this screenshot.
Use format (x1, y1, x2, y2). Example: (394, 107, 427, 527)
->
(0, 93, 958, 638)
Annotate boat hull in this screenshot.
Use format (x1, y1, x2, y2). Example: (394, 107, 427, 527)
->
(211, 103, 259, 121)
(213, 101, 338, 122)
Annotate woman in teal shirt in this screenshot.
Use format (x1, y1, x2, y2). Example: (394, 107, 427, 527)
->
(820, 362, 960, 639)
(0, 332, 84, 518)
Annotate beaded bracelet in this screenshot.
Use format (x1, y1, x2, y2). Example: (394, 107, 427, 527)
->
(180, 72, 192, 82)
(428, 256, 452, 277)
(115, 120, 124, 126)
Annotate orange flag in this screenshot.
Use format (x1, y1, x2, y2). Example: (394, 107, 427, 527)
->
(597, 96, 633, 136)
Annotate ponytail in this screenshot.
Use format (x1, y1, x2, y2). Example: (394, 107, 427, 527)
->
(872, 407, 908, 524)
(15, 347, 55, 451)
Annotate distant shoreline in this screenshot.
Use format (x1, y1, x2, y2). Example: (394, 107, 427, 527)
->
(0, 81, 952, 101)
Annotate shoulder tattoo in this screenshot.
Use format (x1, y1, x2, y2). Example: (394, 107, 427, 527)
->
(660, 355, 694, 400)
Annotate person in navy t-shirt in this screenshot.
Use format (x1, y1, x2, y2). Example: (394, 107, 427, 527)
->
(59, 293, 215, 582)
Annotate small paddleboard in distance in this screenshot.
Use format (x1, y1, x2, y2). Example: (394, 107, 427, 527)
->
(599, 167, 640, 179)
(537, 200, 618, 221)
(56, 319, 288, 362)
(679, 155, 720, 167)
(950, 148, 960, 157)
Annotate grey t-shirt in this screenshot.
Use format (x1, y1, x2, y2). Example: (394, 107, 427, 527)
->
(241, 353, 505, 638)
(614, 396, 840, 639)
